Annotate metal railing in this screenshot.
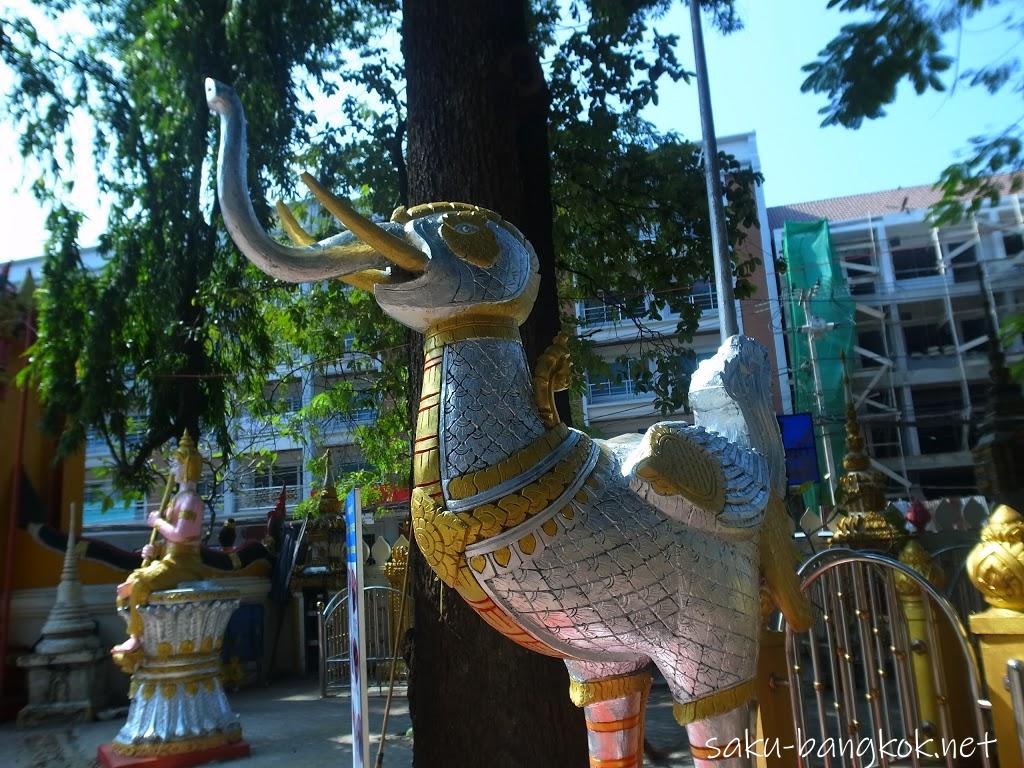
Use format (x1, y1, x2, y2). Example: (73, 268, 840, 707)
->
(235, 483, 303, 518)
(1009, 659, 1024, 761)
(577, 284, 717, 327)
(785, 549, 993, 768)
(322, 407, 377, 431)
(586, 378, 639, 402)
(580, 301, 629, 326)
(318, 585, 406, 697)
(686, 283, 718, 312)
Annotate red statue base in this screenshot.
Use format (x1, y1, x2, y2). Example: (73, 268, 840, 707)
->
(97, 740, 251, 768)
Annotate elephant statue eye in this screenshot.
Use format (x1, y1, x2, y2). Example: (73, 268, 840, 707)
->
(440, 211, 499, 268)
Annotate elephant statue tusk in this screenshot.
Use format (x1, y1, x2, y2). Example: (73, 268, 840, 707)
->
(299, 173, 428, 273)
(274, 201, 317, 246)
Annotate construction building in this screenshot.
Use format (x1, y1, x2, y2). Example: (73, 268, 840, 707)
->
(769, 179, 1024, 501)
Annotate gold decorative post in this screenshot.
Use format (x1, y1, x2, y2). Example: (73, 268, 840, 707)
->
(830, 386, 962, 754)
(967, 505, 1024, 768)
(829, 393, 903, 553)
(383, 535, 412, 672)
(894, 533, 948, 755)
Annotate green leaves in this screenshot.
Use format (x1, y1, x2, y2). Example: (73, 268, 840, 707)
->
(801, 0, 953, 128)
(1, 0, 393, 496)
(806, 1, 1023, 216)
(3, 0, 756, 503)
(539, 0, 757, 412)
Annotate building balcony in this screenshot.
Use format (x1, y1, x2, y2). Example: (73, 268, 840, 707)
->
(576, 286, 720, 344)
(586, 378, 641, 403)
(235, 483, 304, 519)
(319, 407, 378, 438)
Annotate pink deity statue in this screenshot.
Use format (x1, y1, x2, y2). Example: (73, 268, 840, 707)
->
(111, 431, 206, 656)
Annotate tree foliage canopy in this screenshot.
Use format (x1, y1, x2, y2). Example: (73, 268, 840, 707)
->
(1, 0, 395, 495)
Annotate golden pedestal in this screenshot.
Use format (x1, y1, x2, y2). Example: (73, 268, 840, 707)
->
(755, 628, 798, 768)
(967, 504, 1024, 768)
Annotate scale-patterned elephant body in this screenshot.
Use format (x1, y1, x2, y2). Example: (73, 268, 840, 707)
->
(208, 76, 811, 767)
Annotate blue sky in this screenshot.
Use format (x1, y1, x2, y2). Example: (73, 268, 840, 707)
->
(650, 1, 1021, 207)
(0, 1, 1019, 260)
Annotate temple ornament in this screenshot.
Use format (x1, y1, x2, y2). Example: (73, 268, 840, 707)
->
(99, 586, 249, 766)
(209, 77, 811, 767)
(830, 387, 904, 552)
(967, 504, 1024, 611)
(112, 431, 208, 665)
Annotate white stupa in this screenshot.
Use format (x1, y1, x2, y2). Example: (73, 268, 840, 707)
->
(18, 505, 106, 724)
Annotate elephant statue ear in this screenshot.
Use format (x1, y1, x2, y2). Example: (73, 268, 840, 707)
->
(205, 77, 427, 285)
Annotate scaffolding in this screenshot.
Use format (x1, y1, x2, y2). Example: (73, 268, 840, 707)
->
(779, 193, 1024, 500)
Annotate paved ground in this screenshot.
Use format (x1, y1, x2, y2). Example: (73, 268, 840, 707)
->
(0, 680, 694, 767)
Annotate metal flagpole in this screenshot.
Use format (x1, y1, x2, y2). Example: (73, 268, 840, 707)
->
(689, 0, 738, 341)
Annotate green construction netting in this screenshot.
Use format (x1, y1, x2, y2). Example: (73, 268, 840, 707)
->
(782, 220, 855, 513)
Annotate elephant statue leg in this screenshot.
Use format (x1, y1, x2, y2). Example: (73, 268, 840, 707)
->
(686, 705, 754, 767)
(566, 659, 652, 768)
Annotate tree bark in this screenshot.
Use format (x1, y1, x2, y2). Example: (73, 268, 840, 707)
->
(402, 1, 587, 766)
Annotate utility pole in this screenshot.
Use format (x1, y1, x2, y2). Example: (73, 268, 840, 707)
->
(689, 0, 738, 342)
(800, 289, 838, 509)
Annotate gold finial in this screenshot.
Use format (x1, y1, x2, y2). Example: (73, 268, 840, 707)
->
(174, 430, 203, 482)
(967, 504, 1024, 610)
(831, 365, 901, 550)
(839, 353, 868, 471)
(842, 400, 869, 472)
(317, 454, 341, 516)
(895, 538, 946, 596)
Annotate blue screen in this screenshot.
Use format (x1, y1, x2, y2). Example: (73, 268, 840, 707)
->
(776, 413, 820, 487)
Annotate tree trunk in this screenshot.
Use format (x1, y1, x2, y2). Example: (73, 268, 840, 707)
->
(402, 1, 587, 766)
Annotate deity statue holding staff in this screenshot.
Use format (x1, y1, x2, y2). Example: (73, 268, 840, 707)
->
(111, 431, 206, 656)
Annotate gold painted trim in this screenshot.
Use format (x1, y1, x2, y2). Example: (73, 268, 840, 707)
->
(672, 680, 755, 726)
(585, 712, 643, 732)
(569, 671, 652, 708)
(532, 333, 572, 428)
(447, 424, 568, 500)
(588, 756, 640, 768)
(153, 646, 223, 662)
(690, 741, 743, 761)
(423, 314, 520, 353)
(134, 659, 219, 677)
(457, 436, 593, 548)
(148, 589, 240, 604)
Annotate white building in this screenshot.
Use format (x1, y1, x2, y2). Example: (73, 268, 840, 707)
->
(578, 132, 791, 436)
(6, 250, 385, 536)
